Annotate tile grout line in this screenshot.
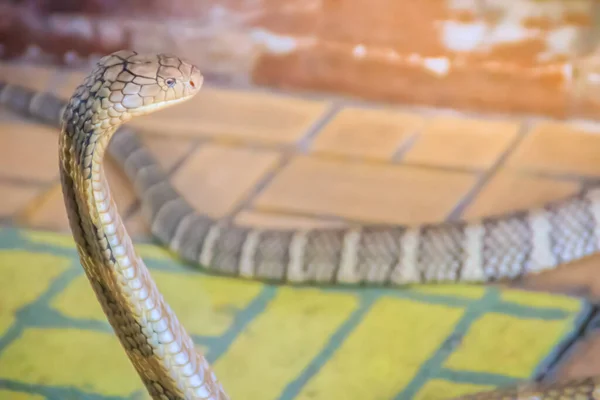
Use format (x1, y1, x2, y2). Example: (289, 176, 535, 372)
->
(445, 119, 534, 221)
(11, 179, 62, 227)
(390, 132, 421, 162)
(226, 103, 342, 221)
(296, 103, 342, 153)
(393, 288, 506, 400)
(390, 116, 429, 163)
(277, 293, 379, 400)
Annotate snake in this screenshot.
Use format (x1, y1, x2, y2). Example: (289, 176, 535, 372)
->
(3, 50, 600, 398)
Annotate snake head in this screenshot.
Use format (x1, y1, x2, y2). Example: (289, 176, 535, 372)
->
(66, 50, 203, 131)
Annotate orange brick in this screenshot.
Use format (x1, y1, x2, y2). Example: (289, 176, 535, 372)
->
(310, 107, 423, 160)
(507, 121, 600, 176)
(254, 156, 478, 225)
(0, 183, 43, 218)
(23, 159, 136, 231)
(0, 122, 59, 182)
(172, 143, 282, 217)
(130, 87, 330, 144)
(0, 63, 57, 92)
(235, 210, 346, 229)
(403, 115, 522, 169)
(463, 170, 580, 219)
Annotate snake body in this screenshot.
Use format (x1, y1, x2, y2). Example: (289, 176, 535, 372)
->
(3, 50, 600, 398)
(56, 51, 227, 399)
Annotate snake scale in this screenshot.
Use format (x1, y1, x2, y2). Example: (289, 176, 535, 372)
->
(2, 50, 600, 398)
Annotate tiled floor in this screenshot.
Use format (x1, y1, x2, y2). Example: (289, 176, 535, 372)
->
(3, 61, 600, 381)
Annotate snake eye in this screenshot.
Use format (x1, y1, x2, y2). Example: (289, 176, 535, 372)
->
(165, 78, 176, 87)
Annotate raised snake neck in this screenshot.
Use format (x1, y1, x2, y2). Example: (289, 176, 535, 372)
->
(56, 50, 227, 399)
(3, 50, 600, 399)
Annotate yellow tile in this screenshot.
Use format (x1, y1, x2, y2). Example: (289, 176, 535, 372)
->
(24, 229, 173, 262)
(501, 289, 582, 312)
(411, 284, 486, 300)
(235, 210, 346, 229)
(131, 87, 330, 144)
(414, 379, 496, 400)
(0, 390, 44, 400)
(0, 250, 71, 335)
(0, 63, 57, 92)
(296, 298, 464, 400)
(311, 107, 423, 160)
(51, 271, 263, 337)
(403, 115, 521, 169)
(172, 143, 282, 217)
(213, 288, 358, 399)
(25, 230, 75, 248)
(0, 122, 60, 182)
(507, 121, 600, 176)
(444, 313, 574, 377)
(0, 328, 143, 397)
(463, 170, 579, 219)
(255, 156, 477, 224)
(136, 243, 176, 261)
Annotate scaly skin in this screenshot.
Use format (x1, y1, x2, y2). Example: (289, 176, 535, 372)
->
(59, 50, 228, 399)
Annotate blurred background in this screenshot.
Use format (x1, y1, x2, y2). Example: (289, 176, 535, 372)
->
(4, 2, 600, 399)
(3, 0, 600, 117)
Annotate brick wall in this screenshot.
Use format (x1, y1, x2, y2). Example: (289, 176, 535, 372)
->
(2, 0, 600, 117)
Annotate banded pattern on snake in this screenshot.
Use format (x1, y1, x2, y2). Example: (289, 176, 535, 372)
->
(1, 62, 600, 286)
(2, 50, 600, 399)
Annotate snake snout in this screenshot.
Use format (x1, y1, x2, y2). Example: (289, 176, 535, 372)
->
(188, 66, 204, 92)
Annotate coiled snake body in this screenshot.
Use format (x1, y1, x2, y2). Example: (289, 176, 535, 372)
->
(3, 50, 600, 398)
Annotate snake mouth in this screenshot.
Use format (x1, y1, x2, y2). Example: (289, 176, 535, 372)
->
(133, 92, 197, 116)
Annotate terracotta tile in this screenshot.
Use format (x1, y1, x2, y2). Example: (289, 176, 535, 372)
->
(123, 211, 152, 239)
(463, 170, 580, 219)
(54, 71, 88, 99)
(402, 115, 522, 169)
(172, 143, 282, 218)
(0, 122, 59, 182)
(0, 183, 43, 218)
(0, 63, 57, 92)
(547, 327, 600, 380)
(20, 184, 69, 231)
(507, 121, 600, 177)
(310, 107, 423, 160)
(104, 158, 137, 211)
(512, 253, 600, 301)
(24, 160, 136, 231)
(140, 136, 194, 172)
(130, 87, 330, 144)
(254, 156, 478, 225)
(235, 210, 346, 229)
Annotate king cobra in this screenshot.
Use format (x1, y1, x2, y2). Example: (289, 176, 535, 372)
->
(2, 50, 600, 398)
